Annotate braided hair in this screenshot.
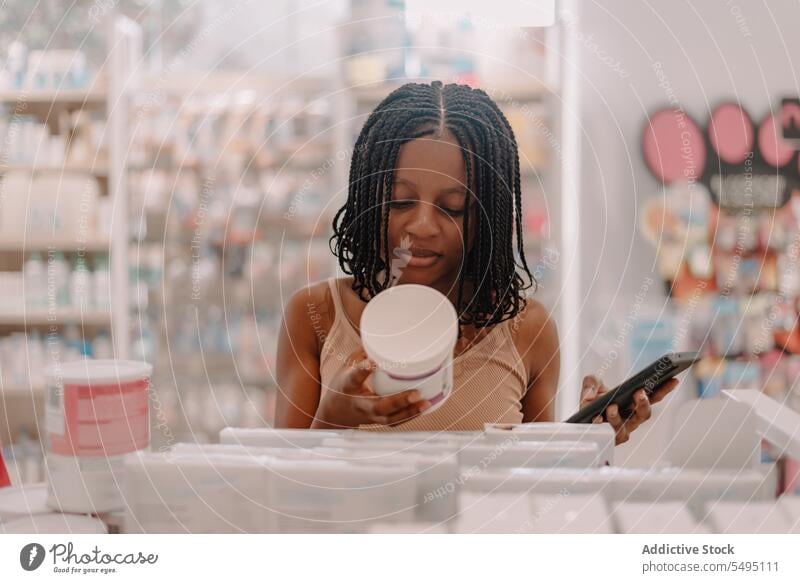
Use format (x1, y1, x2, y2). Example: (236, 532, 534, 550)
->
(330, 80, 536, 330)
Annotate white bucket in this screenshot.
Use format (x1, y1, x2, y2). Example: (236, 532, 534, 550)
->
(361, 284, 457, 411)
(0, 513, 107, 534)
(44, 359, 152, 513)
(0, 483, 49, 522)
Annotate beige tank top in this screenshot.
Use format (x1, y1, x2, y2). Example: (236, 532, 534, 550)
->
(319, 277, 529, 431)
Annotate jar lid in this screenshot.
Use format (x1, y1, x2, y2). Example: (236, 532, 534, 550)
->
(45, 359, 153, 384)
(361, 284, 458, 375)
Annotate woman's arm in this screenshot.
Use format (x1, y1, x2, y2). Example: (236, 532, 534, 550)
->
(274, 286, 325, 428)
(516, 300, 560, 423)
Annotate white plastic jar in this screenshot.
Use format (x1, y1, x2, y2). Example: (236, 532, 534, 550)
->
(44, 359, 152, 513)
(361, 284, 458, 412)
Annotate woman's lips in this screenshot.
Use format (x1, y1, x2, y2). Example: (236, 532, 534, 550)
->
(406, 247, 441, 268)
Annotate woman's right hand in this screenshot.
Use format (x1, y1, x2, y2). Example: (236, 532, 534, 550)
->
(312, 349, 432, 429)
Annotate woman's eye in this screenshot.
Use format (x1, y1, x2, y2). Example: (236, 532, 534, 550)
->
(440, 207, 465, 217)
(388, 200, 414, 209)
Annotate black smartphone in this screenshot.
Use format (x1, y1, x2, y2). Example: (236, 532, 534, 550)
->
(565, 352, 700, 424)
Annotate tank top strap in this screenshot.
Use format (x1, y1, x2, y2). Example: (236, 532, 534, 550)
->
(327, 277, 346, 315)
(326, 277, 360, 340)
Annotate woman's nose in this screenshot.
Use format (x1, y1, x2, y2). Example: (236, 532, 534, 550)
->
(405, 202, 441, 237)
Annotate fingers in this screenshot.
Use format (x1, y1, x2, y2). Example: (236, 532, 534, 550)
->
(371, 389, 424, 417)
(344, 347, 369, 367)
(606, 404, 630, 445)
(625, 389, 652, 432)
(650, 378, 679, 404)
(632, 389, 652, 423)
(339, 357, 376, 395)
(580, 375, 607, 406)
(385, 401, 432, 425)
(582, 375, 601, 390)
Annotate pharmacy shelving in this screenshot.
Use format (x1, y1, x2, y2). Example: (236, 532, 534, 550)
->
(0, 237, 110, 252)
(0, 13, 142, 447)
(0, 87, 107, 106)
(125, 74, 338, 442)
(0, 309, 112, 326)
(0, 163, 109, 175)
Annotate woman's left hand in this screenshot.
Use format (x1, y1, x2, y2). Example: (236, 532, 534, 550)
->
(579, 374, 680, 445)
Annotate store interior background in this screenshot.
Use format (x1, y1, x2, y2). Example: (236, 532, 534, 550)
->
(2, 0, 799, 481)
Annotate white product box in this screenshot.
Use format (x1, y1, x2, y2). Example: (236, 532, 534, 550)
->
(465, 467, 613, 497)
(613, 501, 709, 534)
(457, 441, 599, 470)
(266, 458, 418, 533)
(607, 466, 776, 514)
(463, 465, 775, 511)
(722, 389, 800, 460)
(123, 452, 271, 534)
(170, 443, 325, 461)
(527, 493, 612, 534)
(315, 447, 459, 523)
(455, 492, 533, 533)
(456, 491, 612, 533)
(367, 522, 449, 533)
(703, 500, 796, 534)
(484, 422, 615, 466)
(174, 443, 458, 524)
(351, 431, 481, 443)
(780, 495, 800, 530)
(219, 427, 343, 448)
(320, 437, 463, 455)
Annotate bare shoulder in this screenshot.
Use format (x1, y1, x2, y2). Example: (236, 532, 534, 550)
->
(280, 280, 336, 352)
(509, 297, 559, 374)
(510, 297, 557, 343)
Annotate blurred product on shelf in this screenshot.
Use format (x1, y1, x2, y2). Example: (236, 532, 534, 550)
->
(0, 327, 114, 389)
(0, 109, 107, 168)
(0, 171, 110, 240)
(9, 252, 112, 311)
(0, 430, 44, 486)
(0, 46, 93, 91)
(127, 88, 339, 408)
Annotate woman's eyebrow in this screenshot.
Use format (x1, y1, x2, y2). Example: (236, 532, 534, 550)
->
(392, 178, 468, 196)
(438, 186, 468, 195)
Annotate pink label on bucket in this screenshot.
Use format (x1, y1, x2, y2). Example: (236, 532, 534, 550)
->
(49, 379, 149, 457)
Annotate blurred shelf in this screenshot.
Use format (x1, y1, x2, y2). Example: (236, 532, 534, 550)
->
(0, 163, 108, 176)
(127, 156, 332, 174)
(0, 236, 110, 252)
(348, 80, 554, 104)
(0, 309, 111, 325)
(0, 87, 107, 107)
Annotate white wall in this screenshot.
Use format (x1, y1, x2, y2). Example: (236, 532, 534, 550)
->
(569, 0, 800, 465)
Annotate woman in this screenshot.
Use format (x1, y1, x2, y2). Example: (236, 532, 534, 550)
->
(275, 81, 677, 443)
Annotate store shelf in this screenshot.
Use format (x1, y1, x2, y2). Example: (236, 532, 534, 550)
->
(0, 237, 110, 252)
(0, 87, 107, 107)
(0, 309, 111, 326)
(348, 80, 554, 104)
(0, 163, 108, 176)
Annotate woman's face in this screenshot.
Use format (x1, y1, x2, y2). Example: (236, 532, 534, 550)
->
(384, 129, 477, 289)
